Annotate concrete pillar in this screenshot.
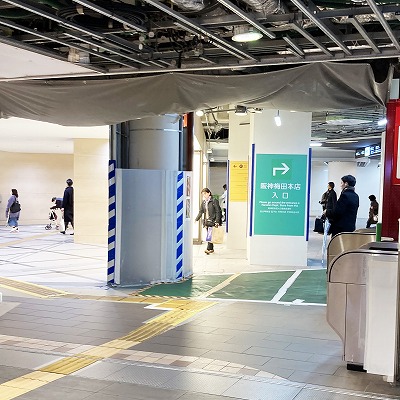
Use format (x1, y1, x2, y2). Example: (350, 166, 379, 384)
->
(227, 111, 250, 250)
(109, 115, 193, 286)
(249, 110, 311, 267)
(73, 138, 109, 244)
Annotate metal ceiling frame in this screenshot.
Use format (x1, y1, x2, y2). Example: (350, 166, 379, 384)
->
(0, 0, 399, 76)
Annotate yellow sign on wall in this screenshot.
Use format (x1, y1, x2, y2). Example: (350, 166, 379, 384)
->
(229, 161, 248, 202)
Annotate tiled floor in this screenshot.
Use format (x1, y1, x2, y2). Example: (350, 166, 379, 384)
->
(0, 221, 399, 400)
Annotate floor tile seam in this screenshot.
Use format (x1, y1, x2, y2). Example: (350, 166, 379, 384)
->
(0, 299, 220, 384)
(0, 232, 57, 249)
(0, 338, 266, 373)
(71, 359, 395, 400)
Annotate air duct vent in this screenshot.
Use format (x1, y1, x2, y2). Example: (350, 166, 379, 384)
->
(357, 158, 370, 167)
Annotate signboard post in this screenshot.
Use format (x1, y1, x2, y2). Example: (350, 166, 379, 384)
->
(254, 154, 307, 236)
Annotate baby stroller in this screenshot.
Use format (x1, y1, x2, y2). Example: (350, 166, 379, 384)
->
(45, 210, 59, 230)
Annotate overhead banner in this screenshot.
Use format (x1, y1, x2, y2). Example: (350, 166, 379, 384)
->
(254, 154, 307, 236)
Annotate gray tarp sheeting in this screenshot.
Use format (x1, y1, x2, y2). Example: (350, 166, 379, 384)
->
(0, 62, 389, 126)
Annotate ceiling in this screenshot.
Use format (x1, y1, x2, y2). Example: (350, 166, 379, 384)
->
(0, 0, 398, 152)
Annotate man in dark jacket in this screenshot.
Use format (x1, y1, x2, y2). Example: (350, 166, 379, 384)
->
(61, 178, 74, 234)
(195, 188, 222, 254)
(326, 175, 359, 237)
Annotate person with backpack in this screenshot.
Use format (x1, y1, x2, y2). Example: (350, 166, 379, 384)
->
(5, 188, 21, 233)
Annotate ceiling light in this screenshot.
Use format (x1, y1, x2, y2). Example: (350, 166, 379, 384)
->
(206, 148, 213, 154)
(274, 110, 282, 127)
(195, 110, 204, 117)
(235, 105, 247, 116)
(310, 142, 322, 147)
(232, 26, 263, 43)
(377, 117, 387, 126)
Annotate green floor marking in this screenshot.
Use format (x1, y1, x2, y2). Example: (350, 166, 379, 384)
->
(139, 275, 231, 297)
(209, 271, 294, 301)
(280, 269, 326, 304)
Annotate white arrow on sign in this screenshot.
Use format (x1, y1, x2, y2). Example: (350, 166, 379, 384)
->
(273, 163, 290, 176)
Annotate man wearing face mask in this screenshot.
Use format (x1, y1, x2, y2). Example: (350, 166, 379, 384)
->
(326, 175, 359, 237)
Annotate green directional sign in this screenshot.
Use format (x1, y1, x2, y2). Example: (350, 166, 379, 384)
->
(254, 154, 307, 236)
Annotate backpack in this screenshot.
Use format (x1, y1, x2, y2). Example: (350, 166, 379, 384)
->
(10, 201, 21, 213)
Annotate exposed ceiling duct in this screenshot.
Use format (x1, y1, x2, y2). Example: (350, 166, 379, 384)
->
(170, 0, 209, 12)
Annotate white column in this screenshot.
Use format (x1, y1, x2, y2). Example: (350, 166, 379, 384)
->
(74, 138, 109, 244)
(227, 111, 251, 249)
(249, 110, 311, 267)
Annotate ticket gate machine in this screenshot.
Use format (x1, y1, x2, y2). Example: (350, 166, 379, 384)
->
(326, 242, 399, 382)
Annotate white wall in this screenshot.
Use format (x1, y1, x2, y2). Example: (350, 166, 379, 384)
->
(310, 159, 381, 220)
(209, 165, 228, 199)
(0, 151, 73, 225)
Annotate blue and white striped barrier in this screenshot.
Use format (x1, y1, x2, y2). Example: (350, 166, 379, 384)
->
(175, 172, 184, 280)
(107, 160, 116, 285)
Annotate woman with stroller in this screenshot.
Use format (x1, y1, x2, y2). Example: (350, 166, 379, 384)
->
(6, 189, 21, 233)
(48, 196, 63, 230)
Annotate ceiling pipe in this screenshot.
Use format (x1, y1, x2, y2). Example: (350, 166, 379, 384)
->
(0, 17, 149, 69)
(283, 35, 305, 56)
(290, 22, 332, 56)
(1, 0, 104, 40)
(215, 0, 276, 39)
(72, 0, 147, 33)
(63, 32, 151, 66)
(290, 0, 352, 55)
(142, 0, 257, 60)
(348, 17, 380, 54)
(364, 0, 400, 52)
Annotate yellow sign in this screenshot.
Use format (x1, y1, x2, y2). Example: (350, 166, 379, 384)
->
(229, 161, 248, 202)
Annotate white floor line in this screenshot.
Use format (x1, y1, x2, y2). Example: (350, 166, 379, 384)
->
(270, 270, 303, 303)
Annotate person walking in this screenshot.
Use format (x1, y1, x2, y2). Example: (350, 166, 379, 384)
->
(195, 188, 222, 254)
(326, 175, 359, 237)
(5, 189, 21, 233)
(220, 184, 227, 222)
(366, 194, 379, 228)
(61, 178, 74, 234)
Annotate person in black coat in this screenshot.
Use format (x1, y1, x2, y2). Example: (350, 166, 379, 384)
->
(366, 194, 379, 228)
(61, 178, 74, 234)
(326, 175, 359, 237)
(195, 188, 222, 254)
(323, 181, 337, 222)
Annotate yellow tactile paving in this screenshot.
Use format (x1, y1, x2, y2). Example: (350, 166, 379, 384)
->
(100, 339, 139, 349)
(63, 293, 169, 305)
(0, 277, 69, 298)
(120, 321, 172, 342)
(0, 294, 217, 399)
(39, 355, 100, 374)
(0, 371, 62, 400)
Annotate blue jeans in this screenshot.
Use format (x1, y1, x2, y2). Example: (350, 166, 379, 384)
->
(9, 216, 18, 227)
